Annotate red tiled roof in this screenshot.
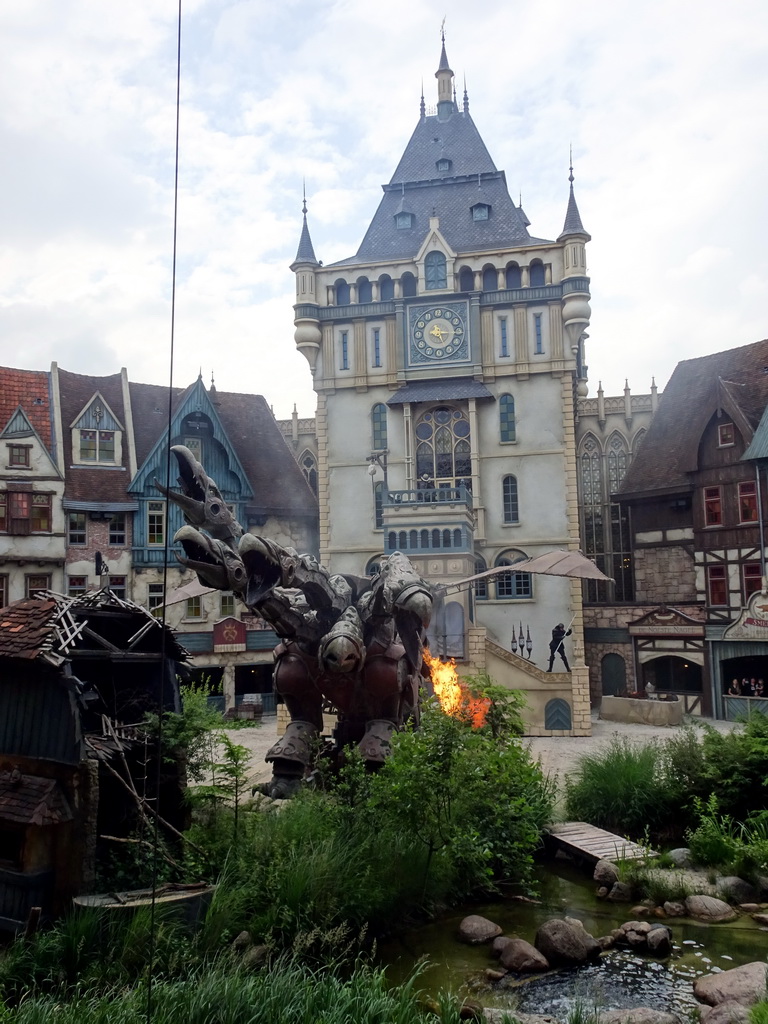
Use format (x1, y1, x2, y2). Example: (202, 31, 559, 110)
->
(619, 340, 768, 496)
(0, 599, 58, 659)
(0, 770, 73, 825)
(0, 367, 52, 449)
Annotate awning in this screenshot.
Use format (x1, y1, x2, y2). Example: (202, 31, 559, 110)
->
(164, 579, 216, 606)
(387, 378, 494, 405)
(437, 549, 612, 596)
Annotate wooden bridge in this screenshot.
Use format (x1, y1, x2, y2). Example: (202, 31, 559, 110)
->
(545, 822, 653, 864)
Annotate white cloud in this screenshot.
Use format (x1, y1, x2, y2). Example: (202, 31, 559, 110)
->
(0, 0, 767, 416)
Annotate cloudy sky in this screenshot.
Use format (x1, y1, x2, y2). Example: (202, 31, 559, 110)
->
(1, 0, 766, 418)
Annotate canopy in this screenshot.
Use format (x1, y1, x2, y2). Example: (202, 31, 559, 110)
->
(437, 549, 612, 596)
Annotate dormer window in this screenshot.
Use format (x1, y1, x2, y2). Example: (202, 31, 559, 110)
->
(471, 203, 490, 221)
(395, 212, 414, 230)
(80, 429, 115, 462)
(718, 422, 735, 447)
(436, 158, 452, 173)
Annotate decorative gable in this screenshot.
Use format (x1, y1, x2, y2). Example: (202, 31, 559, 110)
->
(70, 393, 125, 467)
(0, 407, 61, 479)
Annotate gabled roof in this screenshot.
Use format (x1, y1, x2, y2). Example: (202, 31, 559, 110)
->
(0, 772, 73, 826)
(743, 404, 768, 461)
(0, 368, 52, 450)
(618, 340, 768, 497)
(390, 110, 497, 184)
(57, 369, 132, 504)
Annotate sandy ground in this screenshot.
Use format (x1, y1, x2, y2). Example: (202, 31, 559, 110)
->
(226, 711, 737, 795)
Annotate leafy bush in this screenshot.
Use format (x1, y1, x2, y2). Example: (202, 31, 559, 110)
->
(699, 714, 768, 822)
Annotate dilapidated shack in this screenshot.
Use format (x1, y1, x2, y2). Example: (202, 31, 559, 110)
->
(0, 588, 187, 931)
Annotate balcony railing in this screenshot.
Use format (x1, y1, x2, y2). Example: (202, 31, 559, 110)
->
(383, 486, 472, 509)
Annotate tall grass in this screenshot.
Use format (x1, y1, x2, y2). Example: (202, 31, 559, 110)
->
(0, 961, 464, 1024)
(564, 737, 666, 837)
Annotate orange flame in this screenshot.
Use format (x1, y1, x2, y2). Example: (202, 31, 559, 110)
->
(423, 650, 489, 728)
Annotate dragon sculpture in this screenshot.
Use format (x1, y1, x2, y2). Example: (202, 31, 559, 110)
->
(157, 446, 433, 797)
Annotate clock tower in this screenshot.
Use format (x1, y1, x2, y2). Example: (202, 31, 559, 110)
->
(291, 36, 592, 736)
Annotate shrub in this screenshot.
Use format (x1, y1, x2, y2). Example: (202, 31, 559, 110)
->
(564, 737, 669, 838)
(699, 713, 768, 822)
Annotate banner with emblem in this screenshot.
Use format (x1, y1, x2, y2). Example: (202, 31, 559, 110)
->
(213, 616, 247, 652)
(723, 589, 768, 641)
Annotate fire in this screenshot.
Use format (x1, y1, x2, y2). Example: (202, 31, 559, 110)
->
(423, 650, 489, 728)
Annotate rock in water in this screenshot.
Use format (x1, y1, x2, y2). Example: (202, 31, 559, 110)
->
(685, 894, 738, 923)
(534, 918, 599, 966)
(458, 915, 502, 944)
(694, 962, 768, 1006)
(499, 938, 549, 972)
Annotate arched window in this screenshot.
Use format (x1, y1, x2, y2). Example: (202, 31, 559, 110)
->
(379, 274, 394, 301)
(414, 406, 472, 490)
(453, 528, 462, 547)
(398, 531, 407, 549)
(387, 530, 396, 549)
(420, 528, 429, 548)
(442, 529, 451, 548)
(374, 481, 384, 529)
(495, 550, 532, 600)
(335, 278, 350, 305)
(482, 266, 497, 292)
(372, 403, 387, 451)
(502, 475, 519, 524)
(366, 557, 382, 577)
(458, 266, 474, 291)
(632, 428, 647, 455)
(401, 271, 417, 297)
(432, 528, 441, 548)
(499, 394, 516, 443)
(425, 251, 447, 290)
(529, 260, 545, 287)
(607, 432, 629, 493)
(506, 263, 521, 289)
(357, 277, 372, 303)
(474, 556, 488, 600)
(299, 450, 318, 495)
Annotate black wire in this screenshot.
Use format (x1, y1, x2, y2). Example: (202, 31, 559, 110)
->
(147, 1, 183, 1020)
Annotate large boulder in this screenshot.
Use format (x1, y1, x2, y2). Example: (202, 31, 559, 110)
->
(594, 859, 620, 886)
(491, 935, 513, 958)
(607, 881, 634, 902)
(458, 915, 503, 944)
(685, 894, 738, 923)
(646, 924, 673, 956)
(499, 938, 549, 972)
(694, 962, 768, 1007)
(699, 1001, 752, 1024)
(534, 918, 599, 966)
(663, 901, 686, 917)
(667, 848, 692, 868)
(716, 876, 760, 904)
(601, 1011, 680, 1024)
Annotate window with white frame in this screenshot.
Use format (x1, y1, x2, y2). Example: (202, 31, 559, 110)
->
(147, 501, 165, 545)
(185, 595, 203, 619)
(147, 583, 164, 614)
(68, 575, 87, 597)
(502, 475, 519, 523)
(26, 574, 51, 598)
(0, 574, 9, 608)
(220, 593, 236, 618)
(79, 429, 115, 462)
(494, 551, 532, 600)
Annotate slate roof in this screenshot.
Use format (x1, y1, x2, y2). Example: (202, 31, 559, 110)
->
(327, 105, 551, 269)
(57, 369, 132, 504)
(0, 599, 59, 660)
(618, 340, 768, 497)
(128, 380, 185, 469)
(558, 183, 589, 240)
(0, 771, 73, 826)
(293, 211, 318, 265)
(387, 377, 495, 405)
(0, 368, 53, 450)
(212, 389, 317, 517)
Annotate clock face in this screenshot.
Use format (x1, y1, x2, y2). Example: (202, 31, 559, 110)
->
(412, 306, 465, 359)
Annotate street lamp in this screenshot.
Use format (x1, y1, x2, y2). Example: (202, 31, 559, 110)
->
(365, 450, 389, 490)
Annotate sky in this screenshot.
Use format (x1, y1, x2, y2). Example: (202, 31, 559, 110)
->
(1, 0, 767, 420)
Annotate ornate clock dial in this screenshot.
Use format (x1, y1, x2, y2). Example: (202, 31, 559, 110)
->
(411, 306, 465, 359)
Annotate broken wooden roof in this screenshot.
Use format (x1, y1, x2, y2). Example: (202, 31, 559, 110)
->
(0, 769, 73, 826)
(0, 589, 188, 666)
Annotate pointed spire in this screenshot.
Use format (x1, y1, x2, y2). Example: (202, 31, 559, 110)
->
(420, 80, 425, 118)
(462, 74, 469, 114)
(292, 183, 319, 266)
(558, 150, 590, 240)
(438, 20, 451, 71)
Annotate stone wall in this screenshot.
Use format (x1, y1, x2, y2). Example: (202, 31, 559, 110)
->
(633, 545, 696, 604)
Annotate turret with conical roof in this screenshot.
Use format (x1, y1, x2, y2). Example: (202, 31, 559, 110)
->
(290, 190, 322, 373)
(435, 29, 455, 120)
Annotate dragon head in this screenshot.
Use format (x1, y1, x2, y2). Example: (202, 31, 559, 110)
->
(174, 525, 246, 593)
(155, 445, 242, 541)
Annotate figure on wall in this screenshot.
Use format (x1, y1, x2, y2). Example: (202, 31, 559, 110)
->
(547, 621, 572, 673)
(157, 446, 433, 797)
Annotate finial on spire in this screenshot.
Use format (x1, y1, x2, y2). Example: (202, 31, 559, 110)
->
(462, 74, 469, 113)
(210, 370, 215, 389)
(569, 144, 574, 185)
(420, 80, 425, 117)
(302, 178, 307, 216)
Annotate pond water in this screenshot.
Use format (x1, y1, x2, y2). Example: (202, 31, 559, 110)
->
(378, 858, 768, 1016)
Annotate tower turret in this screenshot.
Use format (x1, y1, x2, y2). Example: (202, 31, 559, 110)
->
(558, 159, 591, 395)
(435, 29, 455, 121)
(290, 192, 322, 372)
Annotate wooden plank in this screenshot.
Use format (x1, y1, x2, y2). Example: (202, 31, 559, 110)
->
(546, 821, 654, 862)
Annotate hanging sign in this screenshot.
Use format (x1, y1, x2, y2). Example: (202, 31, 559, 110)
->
(213, 616, 246, 652)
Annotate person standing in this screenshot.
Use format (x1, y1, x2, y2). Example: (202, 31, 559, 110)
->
(547, 622, 572, 672)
